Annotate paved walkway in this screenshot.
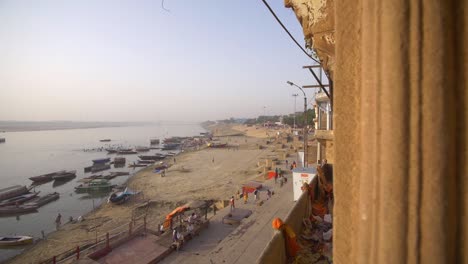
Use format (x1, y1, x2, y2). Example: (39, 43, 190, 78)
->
(161, 173, 295, 264)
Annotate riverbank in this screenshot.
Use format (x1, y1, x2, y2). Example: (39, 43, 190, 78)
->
(8, 123, 285, 263)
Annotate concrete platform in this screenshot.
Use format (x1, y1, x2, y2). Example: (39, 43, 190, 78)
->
(222, 208, 252, 225)
(97, 234, 172, 264)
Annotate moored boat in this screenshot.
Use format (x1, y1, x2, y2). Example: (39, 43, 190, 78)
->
(0, 138, 5, 143)
(0, 205, 38, 216)
(161, 143, 181, 150)
(0, 192, 40, 207)
(138, 154, 166, 161)
(29, 170, 66, 183)
(75, 179, 113, 193)
(150, 139, 160, 145)
(137, 160, 154, 164)
(207, 142, 228, 148)
(92, 158, 111, 164)
(0, 186, 29, 201)
(99, 139, 111, 142)
(52, 170, 76, 181)
(135, 146, 150, 152)
(113, 157, 126, 164)
(117, 150, 137, 155)
(91, 164, 111, 173)
(0, 236, 33, 246)
(24, 192, 59, 207)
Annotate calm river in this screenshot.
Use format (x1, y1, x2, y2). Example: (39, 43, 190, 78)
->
(0, 123, 205, 262)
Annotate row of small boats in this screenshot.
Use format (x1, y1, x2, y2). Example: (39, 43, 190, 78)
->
(0, 185, 60, 216)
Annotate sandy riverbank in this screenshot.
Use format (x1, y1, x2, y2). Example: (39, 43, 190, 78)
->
(8, 124, 288, 264)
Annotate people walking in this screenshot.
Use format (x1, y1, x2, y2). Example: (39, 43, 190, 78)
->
(254, 189, 258, 201)
(244, 192, 248, 204)
(274, 168, 279, 183)
(55, 213, 62, 230)
(230, 196, 235, 212)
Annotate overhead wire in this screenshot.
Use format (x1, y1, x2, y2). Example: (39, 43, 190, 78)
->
(260, 0, 320, 64)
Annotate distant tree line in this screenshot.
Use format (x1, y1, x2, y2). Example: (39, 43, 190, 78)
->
(242, 109, 316, 128)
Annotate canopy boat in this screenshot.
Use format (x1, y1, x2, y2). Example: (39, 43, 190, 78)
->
(24, 192, 59, 208)
(75, 179, 113, 193)
(99, 139, 111, 142)
(0, 186, 29, 201)
(92, 158, 111, 164)
(29, 170, 66, 183)
(0, 236, 33, 246)
(0, 205, 38, 216)
(0, 192, 40, 207)
(52, 170, 76, 181)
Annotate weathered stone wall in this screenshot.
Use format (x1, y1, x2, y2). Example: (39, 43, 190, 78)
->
(286, 0, 467, 263)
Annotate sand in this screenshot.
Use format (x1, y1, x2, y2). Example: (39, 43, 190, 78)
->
(8, 124, 288, 264)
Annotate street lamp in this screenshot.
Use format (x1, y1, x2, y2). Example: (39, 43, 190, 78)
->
(292, 94, 299, 130)
(287, 81, 308, 168)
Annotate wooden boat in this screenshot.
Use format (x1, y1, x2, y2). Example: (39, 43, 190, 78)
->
(113, 157, 126, 164)
(29, 170, 66, 183)
(0, 205, 38, 216)
(117, 150, 137, 155)
(128, 164, 148, 168)
(52, 170, 76, 181)
(84, 165, 94, 173)
(0, 236, 33, 246)
(99, 139, 111, 142)
(150, 139, 160, 145)
(25, 192, 59, 207)
(138, 154, 166, 161)
(108, 188, 138, 205)
(0, 186, 29, 201)
(109, 171, 130, 177)
(0, 192, 40, 207)
(135, 146, 150, 152)
(137, 160, 154, 164)
(106, 148, 118, 154)
(161, 143, 181, 150)
(75, 179, 113, 193)
(207, 142, 228, 148)
(91, 164, 111, 173)
(92, 158, 111, 164)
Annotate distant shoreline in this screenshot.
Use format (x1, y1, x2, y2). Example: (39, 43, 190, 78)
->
(0, 121, 202, 133)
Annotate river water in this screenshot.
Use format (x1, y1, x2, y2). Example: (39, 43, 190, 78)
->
(0, 123, 205, 262)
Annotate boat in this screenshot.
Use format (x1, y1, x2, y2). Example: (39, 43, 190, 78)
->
(161, 143, 181, 150)
(29, 170, 66, 183)
(24, 192, 59, 207)
(117, 150, 137, 155)
(0, 205, 38, 216)
(52, 170, 76, 181)
(84, 165, 94, 173)
(113, 157, 126, 164)
(106, 148, 118, 154)
(108, 188, 138, 205)
(153, 163, 168, 170)
(138, 154, 166, 161)
(75, 179, 114, 193)
(0, 236, 33, 246)
(0, 186, 29, 201)
(0, 192, 40, 207)
(128, 164, 148, 168)
(207, 142, 228, 148)
(165, 151, 178, 156)
(92, 158, 111, 164)
(99, 139, 111, 142)
(137, 160, 154, 164)
(91, 164, 111, 173)
(109, 171, 130, 177)
(150, 139, 160, 145)
(0, 138, 5, 143)
(135, 146, 150, 152)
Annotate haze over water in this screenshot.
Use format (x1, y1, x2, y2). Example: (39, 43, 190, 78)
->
(0, 123, 205, 262)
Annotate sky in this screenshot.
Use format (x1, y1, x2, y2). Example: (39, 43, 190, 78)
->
(0, 0, 322, 122)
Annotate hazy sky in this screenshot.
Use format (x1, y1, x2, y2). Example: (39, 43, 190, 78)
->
(0, 0, 321, 122)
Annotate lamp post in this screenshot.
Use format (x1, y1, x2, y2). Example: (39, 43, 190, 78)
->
(287, 81, 308, 168)
(292, 94, 298, 130)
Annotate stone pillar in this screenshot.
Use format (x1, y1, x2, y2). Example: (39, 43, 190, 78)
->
(333, 0, 467, 264)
